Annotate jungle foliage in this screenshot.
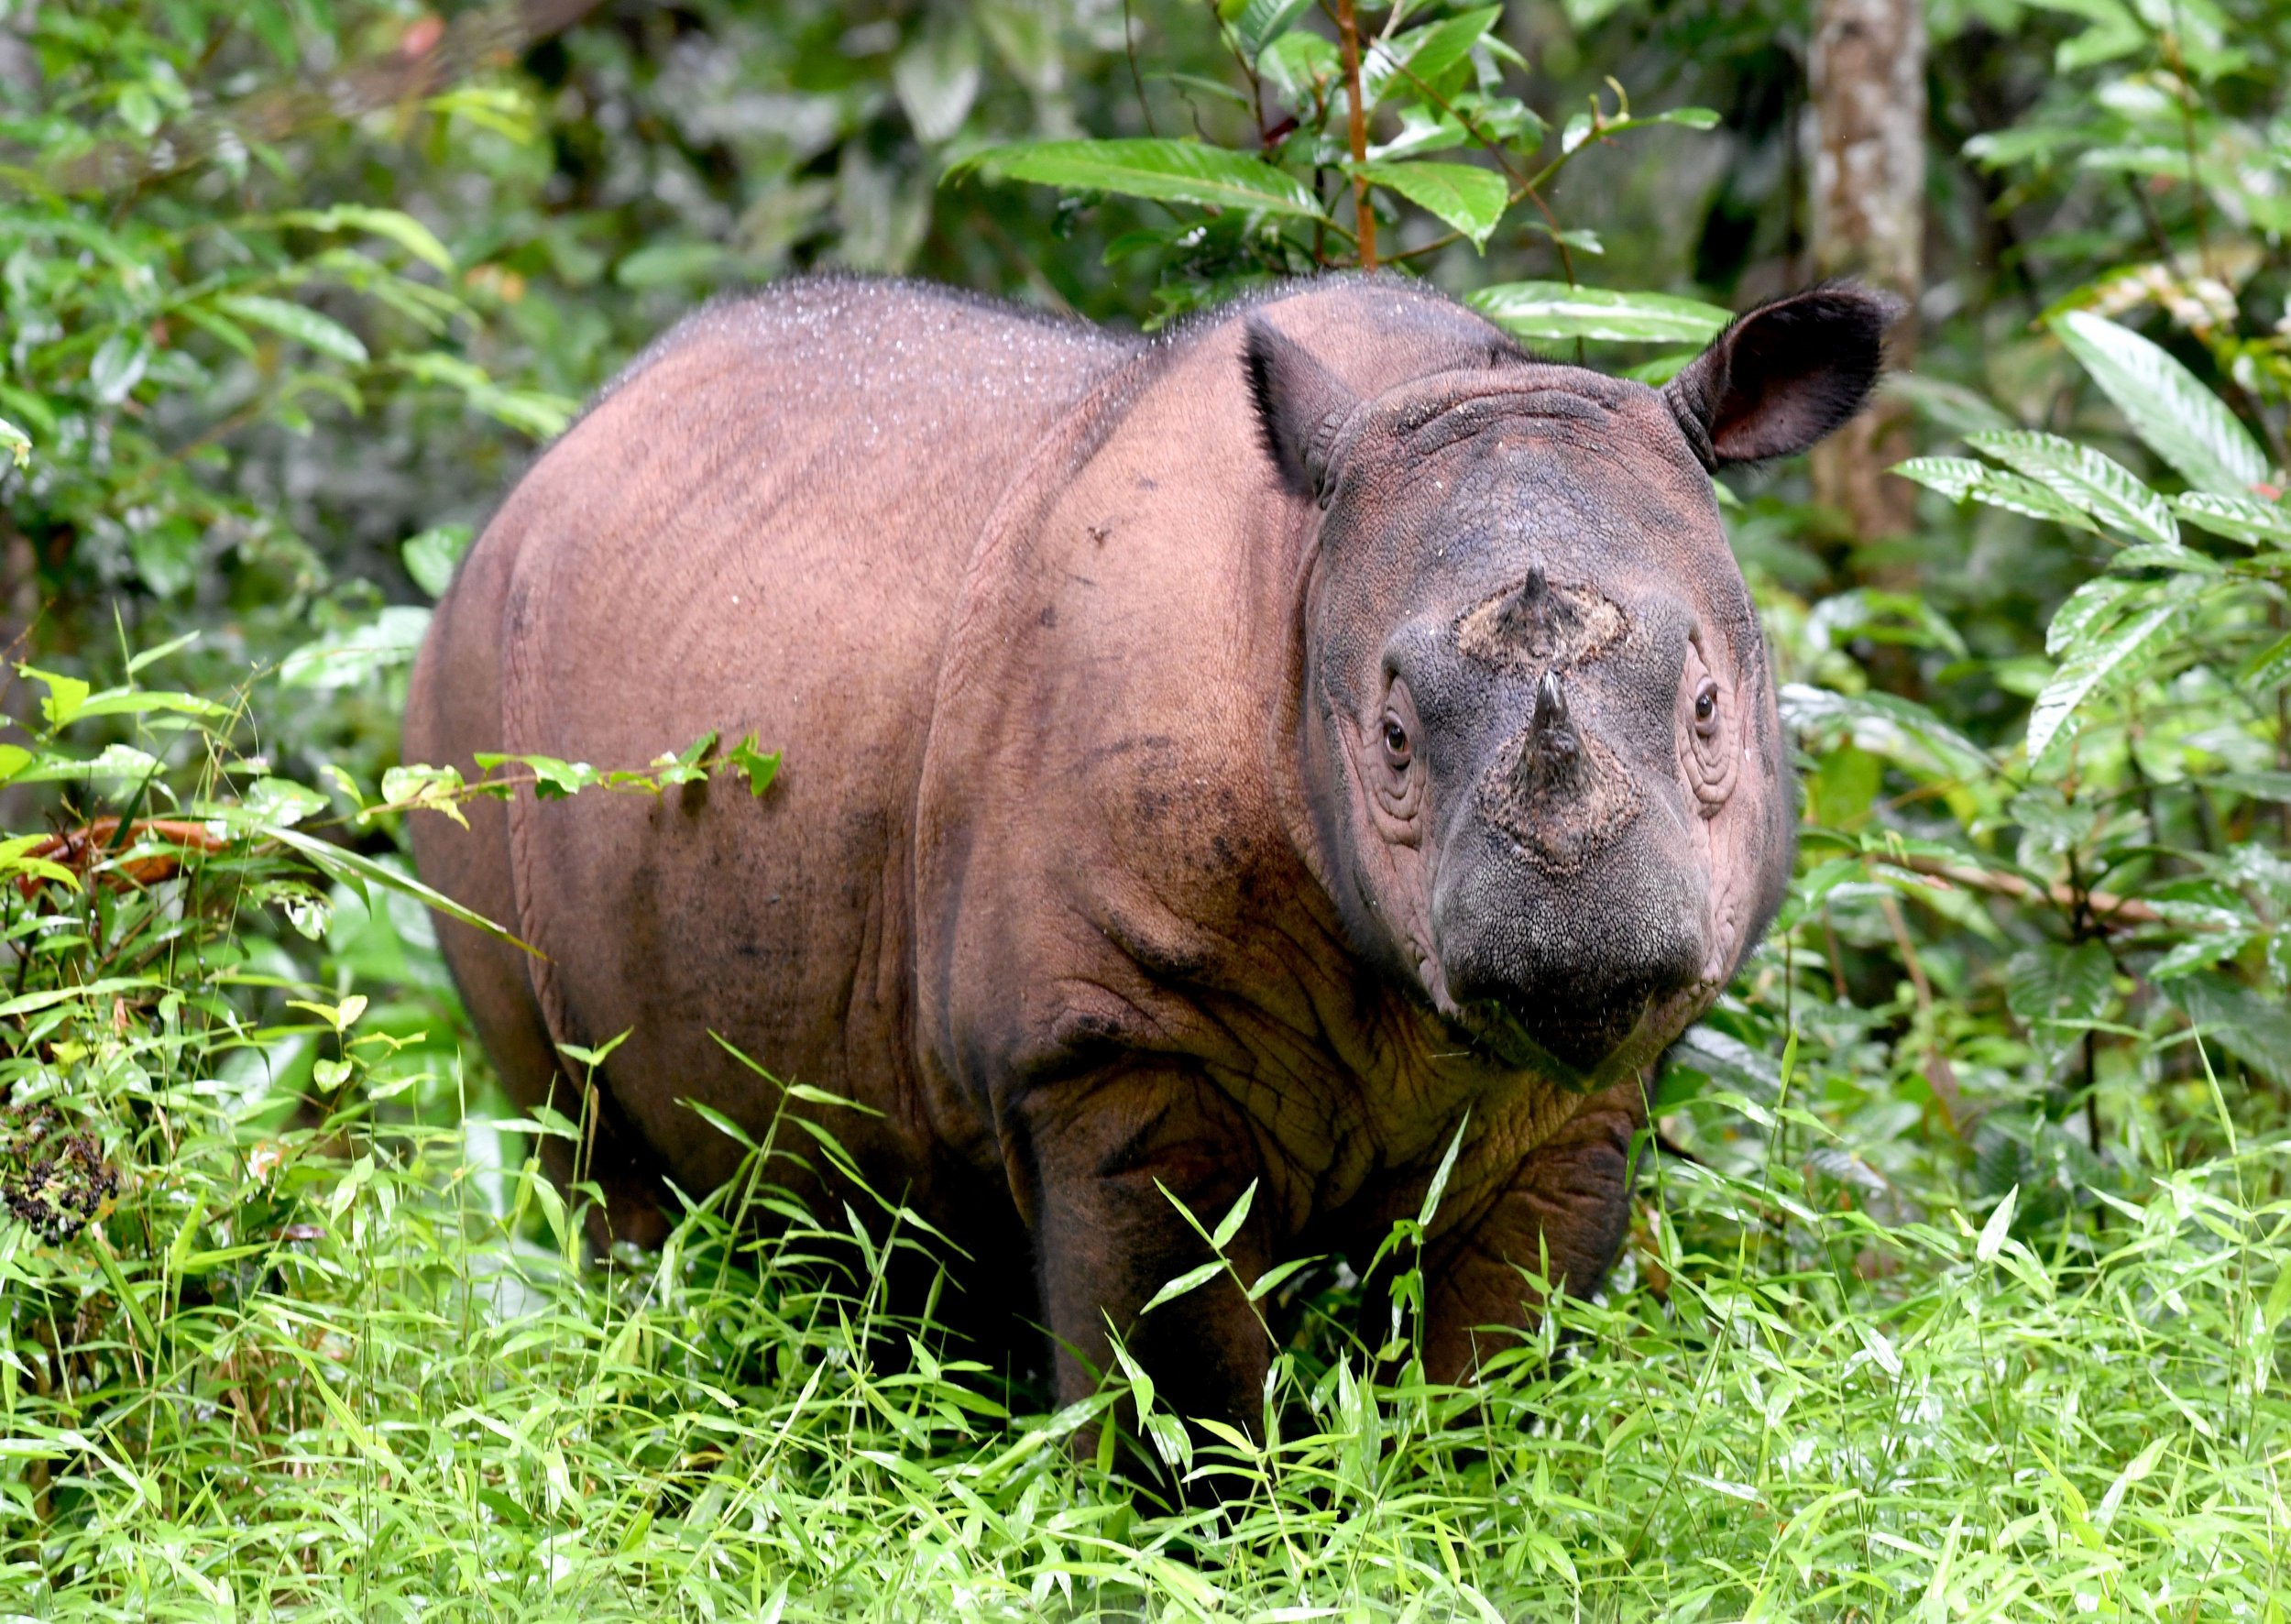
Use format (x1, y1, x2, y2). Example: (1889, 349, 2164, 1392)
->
(2, 0, 2289, 1617)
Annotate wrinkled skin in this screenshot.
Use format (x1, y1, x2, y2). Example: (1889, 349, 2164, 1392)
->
(406, 273, 1892, 1439)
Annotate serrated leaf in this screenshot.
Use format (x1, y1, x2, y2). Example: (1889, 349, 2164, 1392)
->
(952, 138, 1325, 220)
(1467, 281, 1731, 345)
(2007, 941, 2115, 1037)
(2026, 600, 2179, 760)
(217, 294, 369, 365)
(1968, 429, 2177, 546)
(2173, 491, 2291, 547)
(2053, 309, 2268, 496)
(1358, 159, 1507, 247)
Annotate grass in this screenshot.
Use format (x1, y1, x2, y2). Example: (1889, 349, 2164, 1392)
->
(4, 1014, 2285, 1620)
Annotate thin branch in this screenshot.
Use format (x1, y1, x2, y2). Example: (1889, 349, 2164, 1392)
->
(1335, 0, 1375, 269)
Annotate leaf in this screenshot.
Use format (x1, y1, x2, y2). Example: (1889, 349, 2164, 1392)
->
(723, 733, 781, 797)
(1976, 1185, 2018, 1263)
(1358, 160, 1507, 247)
(1210, 1180, 1256, 1250)
(1138, 1260, 1224, 1315)
(18, 665, 90, 728)
(2173, 491, 2291, 548)
(216, 294, 369, 365)
(1364, 6, 1500, 107)
(1233, 0, 1314, 51)
(88, 333, 151, 403)
(1967, 429, 2177, 546)
(1894, 456, 2102, 533)
(266, 825, 533, 954)
(2241, 632, 2291, 691)
(0, 415, 27, 469)
(950, 139, 1325, 221)
(2044, 576, 2137, 659)
(893, 12, 981, 144)
(2006, 941, 2115, 1045)
(2166, 973, 2291, 1086)
(2052, 309, 2268, 496)
(280, 205, 455, 274)
(279, 606, 432, 689)
(2026, 600, 2179, 761)
(1779, 684, 1995, 782)
(1466, 282, 1732, 345)
(401, 524, 472, 599)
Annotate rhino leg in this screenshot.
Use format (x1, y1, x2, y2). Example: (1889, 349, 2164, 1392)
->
(1005, 1064, 1274, 1456)
(1418, 1081, 1647, 1383)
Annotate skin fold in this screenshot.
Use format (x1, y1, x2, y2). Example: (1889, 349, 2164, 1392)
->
(405, 272, 1893, 1442)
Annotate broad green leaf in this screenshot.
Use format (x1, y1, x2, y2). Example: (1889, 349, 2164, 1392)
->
(1467, 282, 1731, 345)
(1894, 456, 2102, 533)
(18, 665, 89, 728)
(724, 733, 781, 796)
(1256, 30, 1339, 107)
(2242, 631, 2291, 690)
(279, 605, 432, 689)
(2173, 491, 2291, 547)
(2006, 940, 2115, 1035)
(1233, 0, 1314, 51)
(2026, 599, 2179, 761)
(2044, 576, 2136, 658)
(1364, 7, 1500, 107)
(217, 294, 369, 365)
(893, 12, 982, 144)
(2053, 309, 2267, 495)
(2168, 972, 2291, 1086)
(1358, 160, 1507, 247)
(951, 139, 1325, 220)
(1779, 684, 1995, 782)
(1967, 429, 2177, 547)
(1366, 106, 1471, 162)
(402, 524, 473, 599)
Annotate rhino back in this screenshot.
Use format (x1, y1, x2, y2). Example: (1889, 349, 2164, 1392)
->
(423, 279, 1135, 1200)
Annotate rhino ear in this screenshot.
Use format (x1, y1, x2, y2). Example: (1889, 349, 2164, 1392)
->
(1244, 316, 1362, 503)
(1661, 284, 1903, 469)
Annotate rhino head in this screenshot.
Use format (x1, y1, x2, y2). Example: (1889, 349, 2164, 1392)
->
(1249, 285, 1898, 1085)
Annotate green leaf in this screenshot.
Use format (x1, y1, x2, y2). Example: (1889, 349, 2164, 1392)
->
(280, 606, 431, 689)
(950, 139, 1325, 220)
(1967, 429, 2178, 547)
(723, 733, 781, 797)
(1233, 0, 1314, 51)
(216, 294, 369, 365)
(2026, 599, 2180, 761)
(1894, 456, 2102, 533)
(1138, 1260, 1225, 1315)
(18, 665, 89, 728)
(0, 415, 27, 469)
(402, 525, 473, 599)
(266, 825, 533, 955)
(1466, 282, 1732, 345)
(280, 206, 455, 274)
(1976, 1186, 2018, 1263)
(2052, 309, 2268, 496)
(2173, 491, 2291, 547)
(2007, 940, 2115, 1037)
(2167, 972, 2291, 1086)
(1357, 160, 1507, 247)
(1364, 7, 1500, 107)
(1779, 684, 1995, 782)
(1210, 1180, 1256, 1250)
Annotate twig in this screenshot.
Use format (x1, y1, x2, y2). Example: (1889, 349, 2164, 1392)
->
(1880, 851, 2208, 932)
(1123, 0, 1158, 137)
(1335, 0, 1375, 269)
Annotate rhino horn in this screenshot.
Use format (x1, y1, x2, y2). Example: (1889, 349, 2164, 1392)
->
(1512, 669, 1583, 796)
(1490, 556, 1551, 647)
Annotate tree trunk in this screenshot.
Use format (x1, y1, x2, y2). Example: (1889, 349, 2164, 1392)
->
(1806, 0, 1925, 546)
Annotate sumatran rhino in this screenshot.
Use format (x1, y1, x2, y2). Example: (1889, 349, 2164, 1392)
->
(405, 273, 1891, 1431)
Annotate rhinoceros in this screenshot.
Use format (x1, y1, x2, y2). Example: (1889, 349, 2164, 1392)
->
(405, 273, 1891, 1430)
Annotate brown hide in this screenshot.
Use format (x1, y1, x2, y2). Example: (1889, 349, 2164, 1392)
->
(407, 273, 1889, 1437)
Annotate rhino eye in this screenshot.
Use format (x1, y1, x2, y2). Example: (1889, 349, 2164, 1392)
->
(1382, 715, 1412, 769)
(1694, 679, 1720, 736)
